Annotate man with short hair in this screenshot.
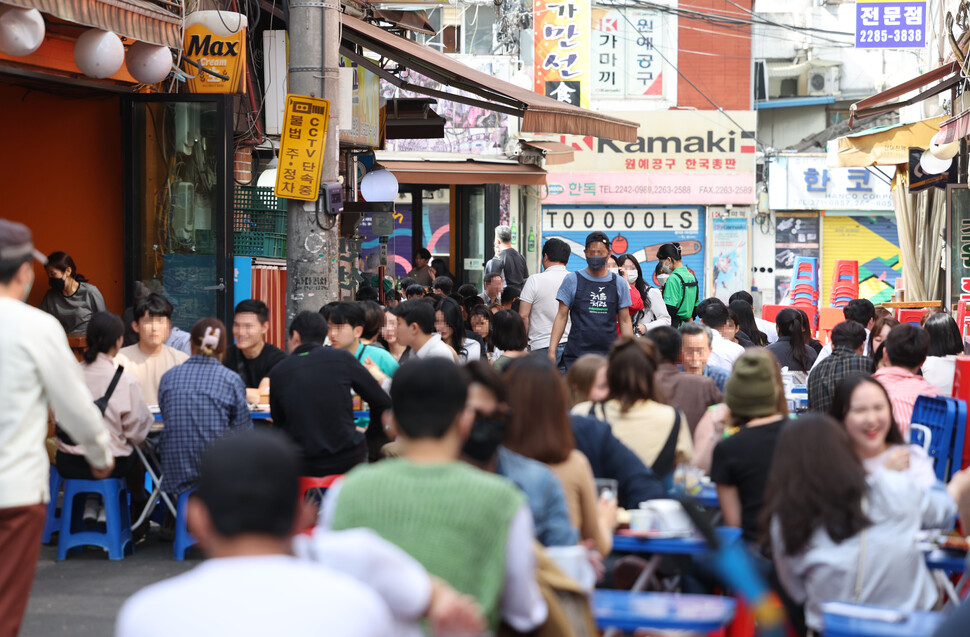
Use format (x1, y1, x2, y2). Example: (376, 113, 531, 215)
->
(500, 286, 521, 311)
(115, 293, 190, 405)
(696, 298, 745, 371)
(549, 231, 633, 369)
(224, 299, 287, 404)
(728, 290, 777, 344)
(646, 326, 722, 434)
(519, 238, 571, 363)
(327, 302, 399, 381)
(391, 300, 456, 361)
(807, 321, 870, 414)
(0, 219, 113, 637)
(270, 311, 391, 475)
(432, 276, 453, 297)
(480, 272, 503, 306)
(408, 248, 434, 287)
(679, 322, 729, 392)
(322, 359, 547, 634)
(485, 225, 529, 290)
(115, 429, 395, 637)
(873, 324, 941, 437)
(812, 298, 876, 370)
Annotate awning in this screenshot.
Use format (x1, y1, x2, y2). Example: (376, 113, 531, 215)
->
(385, 98, 446, 139)
(937, 109, 970, 144)
(372, 9, 435, 35)
(849, 62, 959, 126)
(827, 117, 946, 167)
(2, 0, 182, 48)
(339, 15, 638, 142)
(519, 140, 575, 165)
(379, 160, 547, 185)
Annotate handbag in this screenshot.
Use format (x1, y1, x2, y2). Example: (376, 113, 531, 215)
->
(56, 365, 125, 446)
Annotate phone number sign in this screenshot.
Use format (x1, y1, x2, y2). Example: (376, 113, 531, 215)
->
(856, 0, 925, 49)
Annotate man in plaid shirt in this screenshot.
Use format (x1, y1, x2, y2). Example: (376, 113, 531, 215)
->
(808, 321, 870, 414)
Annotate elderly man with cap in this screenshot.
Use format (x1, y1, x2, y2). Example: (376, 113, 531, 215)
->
(0, 219, 114, 637)
(548, 231, 633, 370)
(709, 350, 788, 543)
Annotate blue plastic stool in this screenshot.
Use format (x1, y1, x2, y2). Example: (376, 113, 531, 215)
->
(42, 466, 63, 544)
(174, 490, 198, 561)
(57, 478, 133, 560)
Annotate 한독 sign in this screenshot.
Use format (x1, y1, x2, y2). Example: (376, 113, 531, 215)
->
(275, 95, 330, 201)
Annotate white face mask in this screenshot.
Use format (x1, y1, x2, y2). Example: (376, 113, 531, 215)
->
(608, 267, 619, 276)
(657, 273, 669, 286)
(625, 270, 638, 284)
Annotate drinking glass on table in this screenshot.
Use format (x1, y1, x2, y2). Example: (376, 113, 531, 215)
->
(595, 478, 618, 503)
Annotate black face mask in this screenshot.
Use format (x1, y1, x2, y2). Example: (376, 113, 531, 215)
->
(49, 277, 66, 293)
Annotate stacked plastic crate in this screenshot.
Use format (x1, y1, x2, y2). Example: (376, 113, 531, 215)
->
(233, 186, 287, 259)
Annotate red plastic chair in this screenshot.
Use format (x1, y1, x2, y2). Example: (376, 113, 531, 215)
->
(298, 474, 342, 502)
(761, 304, 785, 324)
(896, 309, 925, 325)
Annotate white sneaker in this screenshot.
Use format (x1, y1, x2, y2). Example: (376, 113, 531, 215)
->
(96, 506, 106, 524)
(82, 496, 99, 525)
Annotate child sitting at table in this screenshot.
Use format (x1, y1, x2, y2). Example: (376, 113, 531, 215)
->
(763, 415, 970, 634)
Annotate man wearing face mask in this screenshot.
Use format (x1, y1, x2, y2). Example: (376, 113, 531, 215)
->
(656, 243, 698, 329)
(548, 232, 633, 371)
(0, 219, 114, 637)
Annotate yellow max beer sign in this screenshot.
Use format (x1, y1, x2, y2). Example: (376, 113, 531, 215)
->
(182, 23, 247, 94)
(275, 95, 331, 201)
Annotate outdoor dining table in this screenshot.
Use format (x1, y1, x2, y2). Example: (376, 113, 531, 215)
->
(593, 589, 736, 634)
(821, 603, 943, 637)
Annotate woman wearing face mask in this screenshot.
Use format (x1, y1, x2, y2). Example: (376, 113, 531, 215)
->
(609, 256, 643, 337)
(657, 243, 698, 329)
(617, 254, 670, 336)
(40, 251, 106, 335)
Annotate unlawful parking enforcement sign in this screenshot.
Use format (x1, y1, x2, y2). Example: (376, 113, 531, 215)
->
(855, 0, 926, 49)
(275, 95, 330, 201)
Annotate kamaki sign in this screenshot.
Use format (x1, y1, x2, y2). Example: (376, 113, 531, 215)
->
(182, 12, 248, 94)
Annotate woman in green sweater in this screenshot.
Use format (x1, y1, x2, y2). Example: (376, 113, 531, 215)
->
(657, 242, 698, 328)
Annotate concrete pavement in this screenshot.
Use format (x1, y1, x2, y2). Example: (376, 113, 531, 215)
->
(22, 533, 197, 637)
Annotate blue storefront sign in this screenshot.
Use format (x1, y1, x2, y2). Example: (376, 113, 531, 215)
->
(856, 0, 926, 49)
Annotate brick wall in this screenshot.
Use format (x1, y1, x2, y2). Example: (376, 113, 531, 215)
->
(234, 147, 254, 184)
(677, 0, 752, 110)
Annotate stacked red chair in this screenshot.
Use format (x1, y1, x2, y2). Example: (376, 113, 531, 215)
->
(829, 260, 859, 308)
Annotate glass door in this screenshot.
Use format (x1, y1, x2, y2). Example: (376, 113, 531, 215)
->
(123, 95, 232, 330)
(458, 184, 500, 289)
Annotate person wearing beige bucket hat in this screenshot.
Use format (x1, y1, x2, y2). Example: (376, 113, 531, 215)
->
(0, 218, 114, 637)
(710, 350, 788, 543)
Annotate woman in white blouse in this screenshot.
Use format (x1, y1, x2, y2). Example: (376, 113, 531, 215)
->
(616, 254, 670, 336)
(921, 313, 964, 395)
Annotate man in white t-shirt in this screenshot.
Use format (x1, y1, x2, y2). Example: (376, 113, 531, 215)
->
(519, 238, 571, 367)
(115, 429, 394, 637)
(696, 298, 744, 371)
(115, 293, 188, 405)
(391, 299, 457, 361)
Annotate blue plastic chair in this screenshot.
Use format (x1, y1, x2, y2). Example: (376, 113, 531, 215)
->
(910, 396, 964, 481)
(174, 489, 198, 561)
(593, 590, 736, 633)
(57, 478, 133, 560)
(41, 466, 63, 544)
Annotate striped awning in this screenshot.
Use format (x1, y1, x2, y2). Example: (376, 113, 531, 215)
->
(2, 0, 183, 48)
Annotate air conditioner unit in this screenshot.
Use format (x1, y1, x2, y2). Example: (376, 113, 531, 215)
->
(799, 65, 841, 96)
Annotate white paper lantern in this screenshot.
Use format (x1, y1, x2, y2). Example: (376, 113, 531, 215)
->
(125, 41, 172, 84)
(74, 29, 125, 79)
(360, 168, 399, 202)
(0, 6, 45, 57)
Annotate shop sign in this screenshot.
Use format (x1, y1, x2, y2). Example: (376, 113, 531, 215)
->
(534, 0, 591, 108)
(768, 155, 892, 211)
(340, 58, 381, 147)
(592, 7, 665, 98)
(275, 95, 330, 201)
(545, 110, 757, 204)
(183, 19, 248, 94)
(949, 188, 970, 311)
(856, 0, 925, 49)
(541, 204, 705, 295)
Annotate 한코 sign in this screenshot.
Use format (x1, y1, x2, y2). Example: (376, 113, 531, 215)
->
(855, 0, 926, 49)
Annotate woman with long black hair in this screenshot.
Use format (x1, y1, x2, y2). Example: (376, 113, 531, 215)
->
(616, 253, 670, 335)
(766, 307, 817, 372)
(434, 297, 480, 363)
(764, 415, 970, 634)
(728, 300, 767, 347)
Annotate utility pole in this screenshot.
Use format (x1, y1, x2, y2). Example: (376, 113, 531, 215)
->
(285, 0, 342, 320)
